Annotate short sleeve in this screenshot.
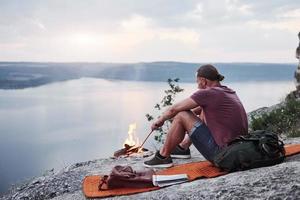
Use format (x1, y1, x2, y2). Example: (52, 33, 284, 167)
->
(190, 88, 217, 107)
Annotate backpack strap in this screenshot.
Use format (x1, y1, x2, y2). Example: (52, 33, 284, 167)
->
(259, 139, 285, 157)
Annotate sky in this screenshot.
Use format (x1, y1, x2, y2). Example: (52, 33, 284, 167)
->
(0, 0, 299, 63)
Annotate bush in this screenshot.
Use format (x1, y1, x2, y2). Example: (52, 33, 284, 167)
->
(250, 98, 300, 137)
(145, 78, 184, 143)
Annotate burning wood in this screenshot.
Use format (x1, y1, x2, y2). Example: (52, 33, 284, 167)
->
(113, 144, 148, 157)
(113, 123, 150, 158)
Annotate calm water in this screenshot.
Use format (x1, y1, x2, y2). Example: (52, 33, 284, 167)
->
(0, 78, 295, 193)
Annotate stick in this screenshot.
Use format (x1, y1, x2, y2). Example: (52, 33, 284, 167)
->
(139, 129, 154, 148)
(125, 129, 154, 153)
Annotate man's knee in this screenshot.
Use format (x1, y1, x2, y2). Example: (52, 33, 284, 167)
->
(174, 111, 194, 121)
(174, 110, 200, 132)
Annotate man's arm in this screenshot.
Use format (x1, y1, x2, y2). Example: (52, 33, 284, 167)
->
(152, 98, 198, 130)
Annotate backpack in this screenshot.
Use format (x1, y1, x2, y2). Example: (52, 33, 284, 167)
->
(213, 130, 286, 172)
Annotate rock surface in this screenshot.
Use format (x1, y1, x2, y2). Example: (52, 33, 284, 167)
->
(246, 101, 286, 127)
(1, 137, 300, 200)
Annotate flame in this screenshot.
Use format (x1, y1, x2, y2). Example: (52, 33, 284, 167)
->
(137, 147, 144, 153)
(123, 123, 140, 147)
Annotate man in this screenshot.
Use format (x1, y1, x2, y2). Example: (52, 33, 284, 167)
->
(144, 64, 248, 168)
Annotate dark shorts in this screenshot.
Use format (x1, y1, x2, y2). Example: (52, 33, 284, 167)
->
(189, 121, 221, 162)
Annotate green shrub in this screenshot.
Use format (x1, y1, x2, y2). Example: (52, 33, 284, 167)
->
(250, 98, 300, 137)
(145, 78, 184, 143)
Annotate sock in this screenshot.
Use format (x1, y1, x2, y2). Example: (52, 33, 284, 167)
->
(157, 151, 167, 159)
(177, 144, 185, 151)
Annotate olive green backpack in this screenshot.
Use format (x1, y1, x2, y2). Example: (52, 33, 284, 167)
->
(213, 130, 286, 172)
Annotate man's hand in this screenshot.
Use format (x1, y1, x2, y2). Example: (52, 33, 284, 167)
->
(151, 117, 165, 131)
(150, 98, 198, 131)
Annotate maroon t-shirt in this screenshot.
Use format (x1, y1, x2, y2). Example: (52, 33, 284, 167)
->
(190, 86, 248, 147)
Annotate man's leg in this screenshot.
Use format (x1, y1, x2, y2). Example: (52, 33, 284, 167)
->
(179, 134, 192, 150)
(160, 111, 200, 157)
(168, 132, 193, 159)
(177, 110, 206, 150)
(144, 111, 201, 168)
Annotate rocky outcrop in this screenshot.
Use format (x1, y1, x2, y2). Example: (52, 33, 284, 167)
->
(287, 32, 300, 99)
(290, 32, 300, 99)
(246, 101, 285, 128)
(1, 136, 300, 200)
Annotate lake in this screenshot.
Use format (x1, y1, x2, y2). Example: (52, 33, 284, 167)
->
(0, 78, 295, 194)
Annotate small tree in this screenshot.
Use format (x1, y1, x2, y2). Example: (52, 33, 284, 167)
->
(145, 78, 184, 143)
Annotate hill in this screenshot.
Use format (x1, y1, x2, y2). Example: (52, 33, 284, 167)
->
(0, 62, 296, 89)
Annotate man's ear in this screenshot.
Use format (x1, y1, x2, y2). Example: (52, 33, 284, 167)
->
(199, 77, 205, 82)
(202, 78, 208, 86)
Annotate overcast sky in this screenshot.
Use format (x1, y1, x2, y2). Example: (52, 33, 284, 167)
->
(0, 0, 299, 63)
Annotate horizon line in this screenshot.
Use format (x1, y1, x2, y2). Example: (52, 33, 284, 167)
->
(0, 60, 297, 65)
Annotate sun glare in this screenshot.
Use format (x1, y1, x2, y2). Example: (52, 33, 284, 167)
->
(68, 33, 99, 45)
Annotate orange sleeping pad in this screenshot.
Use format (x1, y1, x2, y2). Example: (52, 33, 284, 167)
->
(83, 144, 300, 198)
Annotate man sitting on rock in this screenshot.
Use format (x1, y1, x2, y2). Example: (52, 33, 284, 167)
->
(144, 64, 248, 168)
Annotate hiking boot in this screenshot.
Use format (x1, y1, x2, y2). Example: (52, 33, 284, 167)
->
(143, 151, 173, 168)
(171, 145, 191, 159)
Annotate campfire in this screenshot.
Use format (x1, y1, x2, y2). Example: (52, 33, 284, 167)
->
(114, 123, 151, 158)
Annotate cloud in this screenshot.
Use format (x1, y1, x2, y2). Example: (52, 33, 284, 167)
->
(0, 0, 299, 62)
(248, 19, 300, 33)
(225, 0, 253, 15)
(29, 18, 47, 31)
(186, 3, 204, 21)
(119, 14, 200, 46)
(281, 8, 300, 18)
(247, 7, 300, 33)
